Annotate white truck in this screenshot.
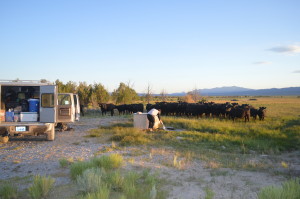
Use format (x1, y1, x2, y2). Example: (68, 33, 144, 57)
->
(0, 80, 80, 142)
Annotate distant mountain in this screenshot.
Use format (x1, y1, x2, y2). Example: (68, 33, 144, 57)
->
(199, 86, 253, 96)
(166, 86, 300, 96)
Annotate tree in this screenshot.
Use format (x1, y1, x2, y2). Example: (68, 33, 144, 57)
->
(55, 79, 65, 93)
(112, 82, 139, 104)
(144, 83, 153, 104)
(77, 82, 92, 106)
(188, 88, 201, 102)
(160, 89, 168, 102)
(64, 81, 77, 93)
(91, 83, 110, 106)
(55, 79, 77, 93)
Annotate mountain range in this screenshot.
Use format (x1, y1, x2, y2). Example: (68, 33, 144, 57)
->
(167, 86, 300, 96)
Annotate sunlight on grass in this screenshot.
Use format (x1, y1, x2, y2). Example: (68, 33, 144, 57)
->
(258, 178, 300, 199)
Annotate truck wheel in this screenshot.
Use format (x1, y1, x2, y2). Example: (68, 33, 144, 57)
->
(61, 123, 68, 131)
(46, 125, 55, 141)
(0, 136, 9, 143)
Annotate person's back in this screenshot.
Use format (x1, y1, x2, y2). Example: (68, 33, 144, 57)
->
(147, 108, 162, 131)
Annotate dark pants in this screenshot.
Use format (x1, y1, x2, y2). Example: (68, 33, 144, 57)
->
(147, 114, 155, 129)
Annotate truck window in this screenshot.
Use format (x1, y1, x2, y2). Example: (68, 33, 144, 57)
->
(41, 94, 54, 108)
(58, 95, 71, 105)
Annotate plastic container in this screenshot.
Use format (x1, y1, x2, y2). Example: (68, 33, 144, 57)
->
(28, 99, 39, 112)
(5, 112, 14, 122)
(20, 112, 38, 122)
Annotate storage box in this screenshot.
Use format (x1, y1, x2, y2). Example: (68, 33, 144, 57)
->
(20, 112, 38, 122)
(133, 113, 160, 130)
(5, 112, 14, 122)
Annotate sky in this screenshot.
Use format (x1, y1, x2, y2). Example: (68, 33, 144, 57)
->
(0, 0, 300, 93)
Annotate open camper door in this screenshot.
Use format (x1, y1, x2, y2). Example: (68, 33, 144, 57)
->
(40, 85, 57, 123)
(73, 94, 80, 121)
(57, 93, 75, 123)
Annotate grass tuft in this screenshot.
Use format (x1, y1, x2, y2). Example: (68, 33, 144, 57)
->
(258, 178, 300, 199)
(0, 184, 18, 199)
(27, 175, 55, 199)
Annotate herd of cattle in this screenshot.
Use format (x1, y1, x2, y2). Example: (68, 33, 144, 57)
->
(98, 102, 267, 122)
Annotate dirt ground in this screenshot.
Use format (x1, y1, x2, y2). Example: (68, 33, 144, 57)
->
(0, 117, 299, 199)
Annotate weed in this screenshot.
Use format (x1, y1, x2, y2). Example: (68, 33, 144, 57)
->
(92, 153, 124, 170)
(70, 161, 94, 180)
(258, 178, 300, 199)
(28, 175, 55, 199)
(79, 186, 110, 199)
(0, 184, 18, 199)
(204, 186, 215, 199)
(59, 157, 74, 168)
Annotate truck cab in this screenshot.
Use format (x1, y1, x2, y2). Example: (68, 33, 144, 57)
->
(0, 80, 80, 142)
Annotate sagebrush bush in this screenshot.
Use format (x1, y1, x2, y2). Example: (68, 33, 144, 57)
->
(104, 170, 124, 191)
(28, 175, 55, 199)
(77, 167, 106, 193)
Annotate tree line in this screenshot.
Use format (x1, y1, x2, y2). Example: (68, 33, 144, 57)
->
(55, 80, 141, 107)
(55, 79, 203, 108)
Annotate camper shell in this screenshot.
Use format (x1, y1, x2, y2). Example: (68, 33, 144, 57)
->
(0, 80, 80, 142)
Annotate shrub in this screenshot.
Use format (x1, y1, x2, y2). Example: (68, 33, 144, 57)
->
(0, 184, 18, 199)
(92, 154, 124, 170)
(70, 161, 94, 180)
(28, 175, 55, 199)
(79, 185, 110, 199)
(104, 170, 124, 191)
(204, 186, 215, 199)
(59, 158, 74, 168)
(258, 178, 300, 199)
(77, 167, 106, 193)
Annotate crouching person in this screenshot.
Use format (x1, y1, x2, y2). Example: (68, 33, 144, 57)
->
(147, 108, 162, 131)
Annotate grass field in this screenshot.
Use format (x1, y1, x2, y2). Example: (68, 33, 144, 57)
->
(89, 97, 300, 154)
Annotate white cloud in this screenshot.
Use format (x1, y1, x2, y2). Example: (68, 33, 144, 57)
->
(268, 45, 300, 54)
(253, 61, 272, 65)
(293, 70, 300, 73)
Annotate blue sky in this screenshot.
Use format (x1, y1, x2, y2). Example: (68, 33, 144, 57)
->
(1, 0, 299, 93)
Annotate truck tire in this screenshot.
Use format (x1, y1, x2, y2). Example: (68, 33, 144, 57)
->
(46, 125, 55, 141)
(0, 136, 9, 143)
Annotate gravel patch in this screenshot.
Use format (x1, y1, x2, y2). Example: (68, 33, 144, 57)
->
(0, 117, 107, 185)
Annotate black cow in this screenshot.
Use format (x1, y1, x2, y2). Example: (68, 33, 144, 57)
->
(99, 103, 116, 116)
(127, 103, 144, 114)
(116, 104, 127, 115)
(229, 104, 250, 122)
(250, 107, 258, 120)
(257, 107, 267, 120)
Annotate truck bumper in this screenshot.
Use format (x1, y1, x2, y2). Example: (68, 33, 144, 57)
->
(0, 122, 52, 137)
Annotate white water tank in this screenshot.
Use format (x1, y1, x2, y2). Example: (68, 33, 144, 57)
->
(133, 113, 160, 130)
